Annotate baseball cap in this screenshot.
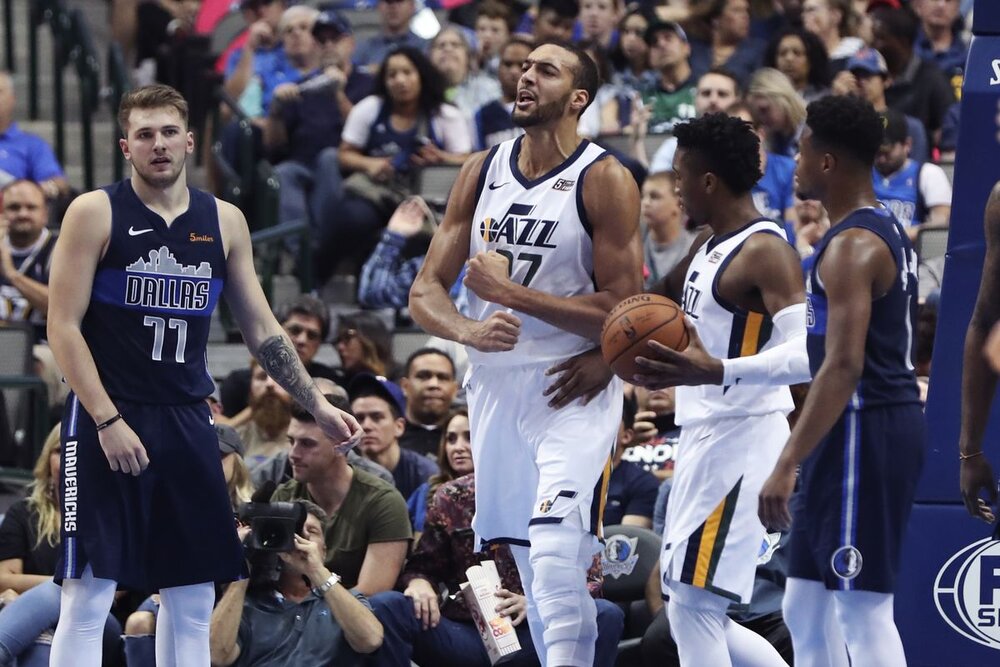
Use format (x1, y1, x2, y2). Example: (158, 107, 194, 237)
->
(846, 47, 888, 76)
(880, 109, 909, 144)
(216, 423, 246, 457)
(349, 373, 406, 416)
(645, 20, 688, 46)
(313, 6, 352, 37)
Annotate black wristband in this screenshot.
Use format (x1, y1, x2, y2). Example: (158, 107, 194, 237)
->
(95, 413, 123, 432)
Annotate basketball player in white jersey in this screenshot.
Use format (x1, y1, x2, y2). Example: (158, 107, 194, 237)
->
(409, 41, 642, 667)
(636, 113, 811, 666)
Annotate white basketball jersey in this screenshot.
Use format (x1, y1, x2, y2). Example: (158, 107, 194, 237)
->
(467, 136, 608, 366)
(675, 219, 793, 426)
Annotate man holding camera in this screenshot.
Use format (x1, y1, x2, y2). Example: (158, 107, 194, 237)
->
(210, 499, 383, 666)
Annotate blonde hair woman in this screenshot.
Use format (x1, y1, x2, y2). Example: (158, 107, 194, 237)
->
(0, 424, 122, 665)
(747, 67, 808, 158)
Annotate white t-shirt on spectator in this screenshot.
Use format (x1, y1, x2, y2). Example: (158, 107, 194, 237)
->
(341, 95, 474, 154)
(918, 162, 953, 210)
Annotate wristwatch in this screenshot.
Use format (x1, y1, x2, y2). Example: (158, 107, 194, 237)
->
(312, 572, 341, 597)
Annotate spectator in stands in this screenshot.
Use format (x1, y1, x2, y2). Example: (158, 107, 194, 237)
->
(220, 295, 338, 418)
(605, 394, 660, 528)
(643, 68, 740, 172)
(358, 196, 443, 310)
(686, 0, 766, 86)
(209, 500, 384, 666)
(788, 196, 831, 259)
(399, 349, 458, 459)
(133, 0, 201, 86)
(746, 67, 806, 158)
(406, 408, 472, 534)
(0, 425, 121, 667)
(578, 0, 623, 51)
(335, 311, 400, 382)
(121, 423, 255, 665)
(530, 0, 579, 44)
(873, 109, 952, 239)
(232, 359, 295, 469)
(640, 20, 697, 135)
(0, 74, 69, 201)
(429, 25, 502, 118)
(801, 0, 865, 74)
(578, 41, 627, 137)
(830, 47, 929, 163)
(221, 0, 291, 119)
(870, 4, 954, 147)
(317, 46, 471, 283)
(640, 171, 697, 289)
(0, 181, 53, 343)
(353, 0, 428, 74)
(623, 385, 679, 481)
(728, 102, 798, 225)
(473, 38, 533, 150)
(474, 1, 514, 76)
(763, 26, 831, 103)
(266, 7, 375, 236)
(913, 0, 968, 98)
(350, 374, 439, 501)
(367, 475, 624, 667)
(272, 397, 412, 594)
(611, 9, 656, 92)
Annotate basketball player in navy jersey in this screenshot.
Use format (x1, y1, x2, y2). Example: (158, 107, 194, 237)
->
(410, 41, 641, 667)
(633, 113, 809, 667)
(45, 85, 361, 667)
(759, 95, 924, 666)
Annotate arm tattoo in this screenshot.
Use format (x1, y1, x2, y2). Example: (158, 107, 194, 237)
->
(257, 335, 318, 412)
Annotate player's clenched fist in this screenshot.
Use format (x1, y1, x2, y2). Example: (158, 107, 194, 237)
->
(462, 311, 521, 353)
(464, 251, 512, 305)
(97, 418, 150, 476)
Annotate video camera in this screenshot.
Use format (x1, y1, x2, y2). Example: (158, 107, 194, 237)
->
(237, 501, 307, 553)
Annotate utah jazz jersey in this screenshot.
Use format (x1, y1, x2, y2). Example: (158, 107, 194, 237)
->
(872, 160, 925, 228)
(468, 136, 608, 366)
(84, 180, 224, 404)
(806, 207, 920, 408)
(675, 219, 794, 426)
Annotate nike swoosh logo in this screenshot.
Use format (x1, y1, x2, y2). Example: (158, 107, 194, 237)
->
(208, 415, 215, 425)
(488, 181, 508, 190)
(128, 226, 154, 236)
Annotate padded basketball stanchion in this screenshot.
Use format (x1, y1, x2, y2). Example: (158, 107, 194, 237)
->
(895, 2, 1000, 663)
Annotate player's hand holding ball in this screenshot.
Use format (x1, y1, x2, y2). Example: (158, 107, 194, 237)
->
(97, 418, 150, 476)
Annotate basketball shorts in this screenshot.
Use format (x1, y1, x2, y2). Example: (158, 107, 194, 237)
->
(463, 361, 623, 548)
(662, 411, 789, 606)
(788, 403, 925, 593)
(57, 393, 245, 591)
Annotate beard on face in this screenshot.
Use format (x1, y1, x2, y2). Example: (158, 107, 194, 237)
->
(513, 93, 571, 128)
(251, 392, 292, 439)
(411, 397, 449, 426)
(132, 155, 186, 189)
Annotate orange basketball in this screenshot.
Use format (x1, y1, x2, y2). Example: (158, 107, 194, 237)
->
(600, 294, 690, 381)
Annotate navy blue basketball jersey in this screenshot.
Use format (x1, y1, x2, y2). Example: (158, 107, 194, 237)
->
(872, 160, 926, 228)
(84, 180, 224, 404)
(474, 99, 522, 150)
(0, 229, 55, 341)
(806, 206, 920, 408)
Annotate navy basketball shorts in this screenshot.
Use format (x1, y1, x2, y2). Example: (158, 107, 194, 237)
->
(788, 403, 925, 593)
(57, 393, 245, 591)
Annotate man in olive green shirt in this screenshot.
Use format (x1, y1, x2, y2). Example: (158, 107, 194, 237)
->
(272, 397, 411, 594)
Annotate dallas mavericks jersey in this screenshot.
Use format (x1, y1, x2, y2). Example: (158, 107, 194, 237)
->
(1, 229, 54, 341)
(675, 219, 793, 426)
(806, 207, 920, 408)
(873, 160, 924, 228)
(467, 136, 607, 366)
(84, 180, 225, 404)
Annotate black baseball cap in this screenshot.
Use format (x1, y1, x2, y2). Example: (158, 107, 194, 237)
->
(313, 6, 352, 37)
(349, 374, 406, 417)
(216, 423, 246, 457)
(645, 20, 688, 45)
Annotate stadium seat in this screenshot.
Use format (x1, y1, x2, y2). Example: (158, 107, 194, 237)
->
(0, 323, 47, 470)
(600, 524, 661, 659)
(413, 164, 462, 210)
(917, 226, 949, 263)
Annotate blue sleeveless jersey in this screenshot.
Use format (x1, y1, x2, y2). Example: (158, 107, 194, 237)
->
(83, 181, 225, 404)
(872, 160, 925, 228)
(806, 207, 920, 409)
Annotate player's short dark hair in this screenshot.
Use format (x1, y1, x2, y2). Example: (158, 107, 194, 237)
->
(538, 0, 579, 20)
(870, 5, 920, 46)
(805, 95, 884, 167)
(880, 108, 909, 145)
(674, 113, 762, 194)
(118, 84, 189, 136)
(404, 347, 456, 378)
(622, 393, 638, 430)
(535, 40, 601, 116)
(276, 295, 330, 341)
(290, 393, 352, 423)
